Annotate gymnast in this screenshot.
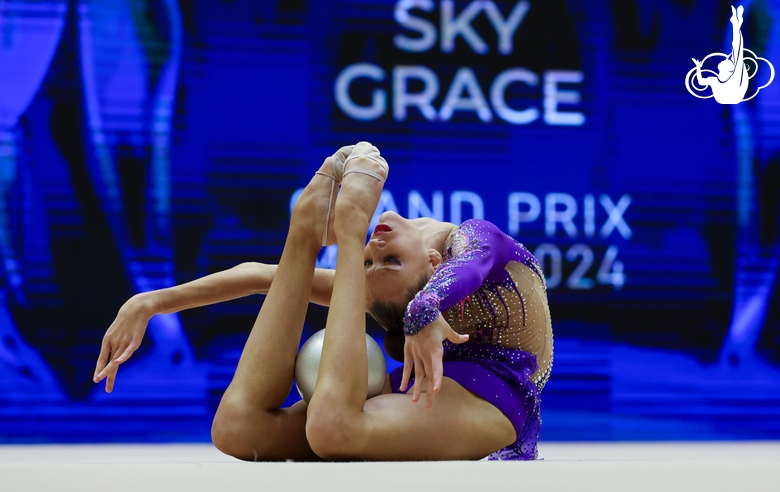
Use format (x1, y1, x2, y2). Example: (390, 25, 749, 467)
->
(93, 142, 553, 461)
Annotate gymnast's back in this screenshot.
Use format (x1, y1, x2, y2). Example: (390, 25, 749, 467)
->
(403, 219, 553, 389)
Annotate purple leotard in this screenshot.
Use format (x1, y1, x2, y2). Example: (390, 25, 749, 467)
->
(390, 219, 552, 460)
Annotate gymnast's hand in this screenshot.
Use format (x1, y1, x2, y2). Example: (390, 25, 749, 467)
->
(93, 295, 153, 392)
(400, 314, 469, 408)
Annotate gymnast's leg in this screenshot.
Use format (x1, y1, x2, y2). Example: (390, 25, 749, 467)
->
(210, 157, 337, 461)
(305, 158, 516, 460)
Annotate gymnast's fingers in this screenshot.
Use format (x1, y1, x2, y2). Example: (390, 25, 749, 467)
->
(95, 342, 121, 382)
(425, 353, 443, 408)
(94, 339, 111, 382)
(104, 361, 118, 393)
(445, 326, 469, 345)
(113, 343, 137, 365)
(400, 343, 414, 392)
(411, 353, 425, 403)
(432, 351, 444, 393)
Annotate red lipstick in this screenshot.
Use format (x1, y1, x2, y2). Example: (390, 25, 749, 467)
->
(373, 224, 392, 234)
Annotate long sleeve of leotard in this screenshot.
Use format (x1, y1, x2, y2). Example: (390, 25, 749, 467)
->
(403, 219, 513, 336)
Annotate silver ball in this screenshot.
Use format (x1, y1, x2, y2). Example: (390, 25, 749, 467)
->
(295, 329, 387, 403)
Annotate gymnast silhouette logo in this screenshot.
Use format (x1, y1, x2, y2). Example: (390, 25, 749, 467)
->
(685, 5, 774, 104)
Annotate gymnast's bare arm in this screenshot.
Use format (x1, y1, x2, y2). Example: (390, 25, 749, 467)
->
(94, 263, 335, 390)
(133, 262, 335, 314)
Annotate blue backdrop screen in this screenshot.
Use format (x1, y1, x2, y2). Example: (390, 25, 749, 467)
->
(1, 0, 779, 442)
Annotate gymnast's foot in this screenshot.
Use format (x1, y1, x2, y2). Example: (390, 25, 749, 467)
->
(334, 142, 389, 237)
(295, 156, 341, 247)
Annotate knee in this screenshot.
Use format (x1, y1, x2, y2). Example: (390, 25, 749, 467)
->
(211, 396, 268, 461)
(211, 401, 249, 460)
(305, 404, 357, 460)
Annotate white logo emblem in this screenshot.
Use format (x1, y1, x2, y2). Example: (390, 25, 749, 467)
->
(685, 5, 774, 104)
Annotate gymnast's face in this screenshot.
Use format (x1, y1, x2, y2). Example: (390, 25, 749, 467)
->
(363, 211, 437, 305)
